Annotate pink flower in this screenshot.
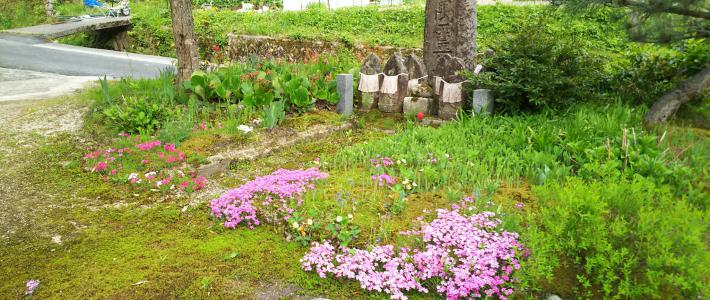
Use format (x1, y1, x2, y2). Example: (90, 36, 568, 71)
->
(210, 168, 328, 229)
(136, 140, 161, 151)
(371, 173, 395, 187)
(118, 132, 130, 137)
(110, 169, 117, 175)
(25, 279, 40, 295)
(141, 159, 149, 164)
(92, 161, 108, 172)
(301, 198, 525, 300)
(180, 181, 190, 189)
(164, 143, 177, 152)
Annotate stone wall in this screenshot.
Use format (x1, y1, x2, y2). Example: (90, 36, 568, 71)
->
(227, 34, 423, 63)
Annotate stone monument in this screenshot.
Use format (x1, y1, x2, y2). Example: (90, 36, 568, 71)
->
(357, 53, 382, 111)
(403, 54, 436, 117)
(423, 0, 477, 72)
(423, 0, 477, 119)
(378, 53, 409, 113)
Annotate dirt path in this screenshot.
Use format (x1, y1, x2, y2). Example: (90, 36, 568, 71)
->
(0, 97, 91, 242)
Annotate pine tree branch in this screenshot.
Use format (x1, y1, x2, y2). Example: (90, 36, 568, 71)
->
(664, 6, 710, 20)
(621, 0, 710, 20)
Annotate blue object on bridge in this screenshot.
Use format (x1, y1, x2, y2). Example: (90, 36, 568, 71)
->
(84, 0, 104, 7)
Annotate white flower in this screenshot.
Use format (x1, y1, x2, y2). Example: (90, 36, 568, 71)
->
(144, 171, 157, 178)
(306, 219, 313, 226)
(156, 181, 163, 187)
(347, 214, 353, 219)
(445, 153, 450, 159)
(412, 182, 417, 187)
(128, 173, 138, 180)
(336, 216, 343, 223)
(237, 125, 253, 133)
(252, 118, 261, 125)
(292, 222, 300, 229)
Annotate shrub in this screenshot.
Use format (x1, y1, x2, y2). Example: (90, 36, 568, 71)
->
(520, 178, 709, 298)
(102, 96, 174, 134)
(471, 14, 604, 112)
(611, 38, 710, 105)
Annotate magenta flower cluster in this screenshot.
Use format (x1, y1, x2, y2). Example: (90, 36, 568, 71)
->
(210, 168, 328, 229)
(371, 173, 395, 187)
(83, 137, 202, 192)
(301, 198, 524, 300)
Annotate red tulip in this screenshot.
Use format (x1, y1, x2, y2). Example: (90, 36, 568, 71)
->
(213, 45, 221, 52)
(416, 112, 424, 121)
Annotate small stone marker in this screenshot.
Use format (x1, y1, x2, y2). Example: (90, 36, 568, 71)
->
(405, 54, 427, 80)
(433, 54, 467, 120)
(404, 97, 435, 117)
(472, 89, 493, 115)
(336, 74, 354, 116)
(358, 53, 382, 111)
(378, 53, 409, 113)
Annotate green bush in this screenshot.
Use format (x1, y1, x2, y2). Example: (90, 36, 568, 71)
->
(611, 38, 710, 105)
(470, 14, 604, 112)
(85, 72, 183, 135)
(184, 56, 353, 111)
(521, 178, 709, 299)
(102, 96, 174, 134)
(0, 0, 45, 30)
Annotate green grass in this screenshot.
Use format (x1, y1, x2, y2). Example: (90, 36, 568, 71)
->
(2, 94, 708, 298)
(125, 3, 631, 58)
(0, 0, 46, 30)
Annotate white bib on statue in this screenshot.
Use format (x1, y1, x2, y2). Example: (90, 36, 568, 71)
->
(380, 74, 400, 95)
(358, 73, 380, 93)
(441, 81, 463, 103)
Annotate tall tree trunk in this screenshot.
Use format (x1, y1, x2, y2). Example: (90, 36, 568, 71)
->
(169, 0, 200, 82)
(644, 63, 710, 125)
(45, 0, 54, 17)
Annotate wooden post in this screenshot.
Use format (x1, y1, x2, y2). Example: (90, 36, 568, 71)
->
(169, 0, 200, 82)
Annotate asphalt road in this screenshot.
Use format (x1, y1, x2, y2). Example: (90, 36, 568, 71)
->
(0, 33, 175, 79)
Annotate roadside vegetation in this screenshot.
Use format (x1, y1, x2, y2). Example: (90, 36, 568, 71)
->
(0, 0, 708, 299)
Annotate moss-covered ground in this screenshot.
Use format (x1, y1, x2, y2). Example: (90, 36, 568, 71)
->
(0, 95, 431, 299)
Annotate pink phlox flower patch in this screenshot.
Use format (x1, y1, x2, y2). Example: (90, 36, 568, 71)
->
(210, 168, 328, 229)
(136, 140, 161, 151)
(301, 198, 525, 300)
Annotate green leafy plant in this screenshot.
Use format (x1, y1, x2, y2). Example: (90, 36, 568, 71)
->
(470, 14, 603, 112)
(287, 211, 321, 246)
(261, 100, 285, 129)
(102, 96, 172, 134)
(325, 214, 360, 247)
(521, 178, 709, 299)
